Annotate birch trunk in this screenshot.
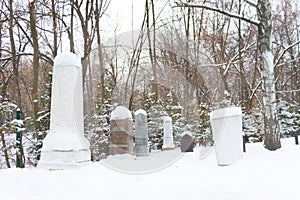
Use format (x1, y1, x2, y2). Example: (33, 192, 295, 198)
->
(257, 0, 281, 150)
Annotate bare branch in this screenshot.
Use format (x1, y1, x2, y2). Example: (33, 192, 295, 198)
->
(274, 39, 300, 68)
(224, 42, 256, 75)
(244, 0, 257, 7)
(174, 2, 260, 26)
(276, 88, 300, 93)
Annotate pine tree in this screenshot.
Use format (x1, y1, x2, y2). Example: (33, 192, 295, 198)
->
(147, 100, 167, 150)
(243, 108, 264, 143)
(278, 100, 300, 137)
(26, 71, 52, 166)
(0, 95, 18, 168)
(195, 102, 213, 146)
(165, 91, 184, 147)
(85, 93, 113, 161)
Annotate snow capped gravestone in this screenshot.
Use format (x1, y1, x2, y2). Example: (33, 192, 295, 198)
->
(162, 116, 175, 150)
(134, 109, 149, 157)
(110, 106, 133, 155)
(38, 52, 91, 170)
(210, 107, 243, 166)
(181, 131, 194, 152)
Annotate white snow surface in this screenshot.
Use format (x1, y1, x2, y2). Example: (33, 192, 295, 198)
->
(210, 107, 242, 119)
(54, 52, 81, 68)
(135, 109, 147, 116)
(110, 106, 132, 120)
(181, 131, 194, 138)
(1, 138, 300, 200)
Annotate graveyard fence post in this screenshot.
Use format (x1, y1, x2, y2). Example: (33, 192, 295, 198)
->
(242, 135, 247, 152)
(16, 108, 22, 168)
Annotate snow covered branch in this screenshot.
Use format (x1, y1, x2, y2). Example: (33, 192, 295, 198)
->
(276, 88, 300, 94)
(274, 39, 300, 68)
(174, 2, 260, 26)
(223, 42, 256, 75)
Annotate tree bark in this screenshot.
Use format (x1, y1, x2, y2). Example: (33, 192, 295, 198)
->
(95, 0, 105, 103)
(29, 0, 40, 131)
(51, 0, 58, 57)
(238, 0, 249, 111)
(70, 0, 75, 53)
(257, 0, 281, 150)
(8, 0, 22, 109)
(0, 132, 11, 168)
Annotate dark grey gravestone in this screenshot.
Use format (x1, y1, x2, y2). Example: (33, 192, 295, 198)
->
(181, 131, 194, 152)
(134, 109, 149, 156)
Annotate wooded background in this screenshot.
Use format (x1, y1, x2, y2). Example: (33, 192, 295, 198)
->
(0, 0, 299, 168)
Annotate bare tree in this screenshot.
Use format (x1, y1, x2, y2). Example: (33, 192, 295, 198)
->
(7, 0, 22, 109)
(29, 0, 40, 131)
(176, 0, 281, 150)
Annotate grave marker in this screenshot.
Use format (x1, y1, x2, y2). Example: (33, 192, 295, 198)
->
(162, 116, 175, 150)
(134, 109, 149, 156)
(181, 131, 194, 152)
(38, 52, 91, 170)
(109, 106, 133, 155)
(210, 107, 243, 166)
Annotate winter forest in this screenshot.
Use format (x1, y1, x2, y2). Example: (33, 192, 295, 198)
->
(0, 0, 300, 169)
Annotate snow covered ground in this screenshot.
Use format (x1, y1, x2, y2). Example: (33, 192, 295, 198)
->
(1, 138, 300, 200)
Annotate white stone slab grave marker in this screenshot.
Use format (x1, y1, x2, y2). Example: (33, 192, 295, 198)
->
(162, 116, 175, 150)
(134, 109, 149, 156)
(210, 107, 243, 166)
(38, 52, 91, 170)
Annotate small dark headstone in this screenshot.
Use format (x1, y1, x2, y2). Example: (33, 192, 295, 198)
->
(181, 131, 194, 152)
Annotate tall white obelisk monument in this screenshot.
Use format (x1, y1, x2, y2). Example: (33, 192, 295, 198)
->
(38, 52, 91, 170)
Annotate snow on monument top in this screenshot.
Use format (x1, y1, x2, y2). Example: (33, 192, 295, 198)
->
(163, 116, 172, 122)
(135, 109, 147, 116)
(54, 52, 81, 68)
(210, 107, 242, 120)
(181, 131, 194, 138)
(111, 106, 132, 120)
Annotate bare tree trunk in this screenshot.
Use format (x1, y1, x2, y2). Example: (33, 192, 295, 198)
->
(95, 0, 105, 103)
(146, 0, 158, 102)
(257, 0, 281, 150)
(73, 0, 95, 87)
(8, 0, 22, 109)
(151, 0, 158, 102)
(51, 0, 58, 57)
(238, 0, 249, 111)
(183, 6, 191, 120)
(70, 0, 75, 53)
(0, 133, 11, 168)
(29, 0, 40, 131)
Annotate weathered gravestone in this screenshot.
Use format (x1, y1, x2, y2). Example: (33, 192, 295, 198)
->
(38, 52, 91, 170)
(109, 106, 133, 155)
(181, 131, 194, 152)
(210, 107, 243, 166)
(162, 116, 175, 150)
(134, 109, 149, 156)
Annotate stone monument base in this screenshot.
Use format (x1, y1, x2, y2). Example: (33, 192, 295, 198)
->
(38, 149, 91, 170)
(134, 148, 149, 156)
(162, 145, 175, 151)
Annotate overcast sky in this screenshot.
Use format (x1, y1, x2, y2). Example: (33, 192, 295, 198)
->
(105, 0, 147, 34)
